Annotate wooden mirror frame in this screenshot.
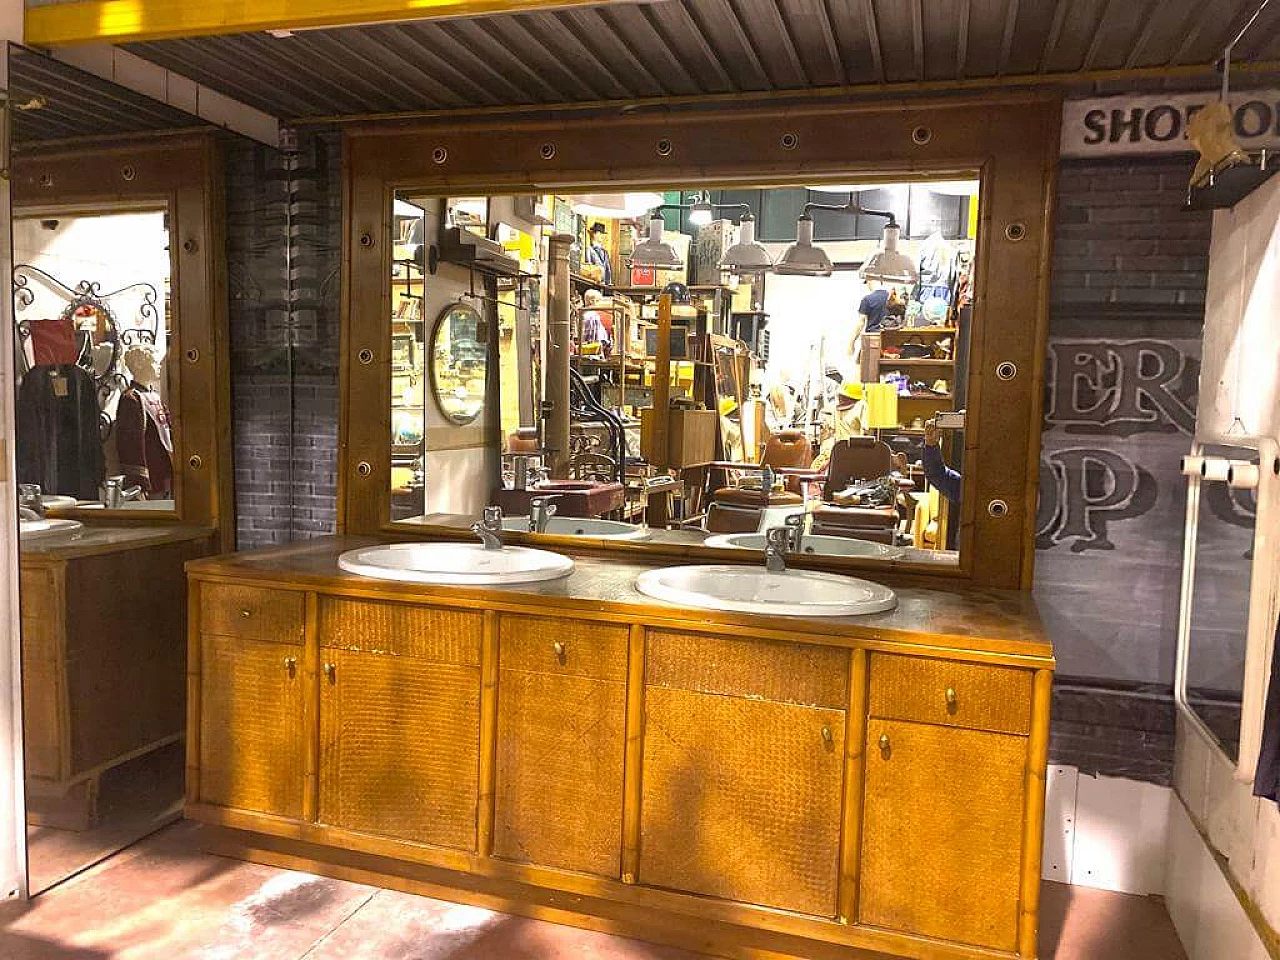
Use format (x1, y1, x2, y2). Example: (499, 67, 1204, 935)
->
(341, 93, 1060, 590)
(12, 133, 234, 549)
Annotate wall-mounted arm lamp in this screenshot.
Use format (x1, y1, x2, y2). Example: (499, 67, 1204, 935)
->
(631, 195, 772, 272)
(775, 197, 919, 284)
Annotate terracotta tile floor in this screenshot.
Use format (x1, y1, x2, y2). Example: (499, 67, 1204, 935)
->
(0, 820, 1189, 959)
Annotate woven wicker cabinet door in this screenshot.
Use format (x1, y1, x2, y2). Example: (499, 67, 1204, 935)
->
(639, 686, 845, 917)
(319, 649, 480, 850)
(199, 635, 305, 819)
(494, 668, 626, 876)
(859, 718, 1025, 951)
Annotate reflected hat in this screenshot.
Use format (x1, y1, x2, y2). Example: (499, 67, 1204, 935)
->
(836, 381, 863, 409)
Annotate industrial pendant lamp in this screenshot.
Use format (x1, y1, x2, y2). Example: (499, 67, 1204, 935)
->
(719, 213, 774, 273)
(775, 215, 833, 276)
(861, 220, 919, 284)
(630, 214, 684, 268)
(687, 192, 714, 227)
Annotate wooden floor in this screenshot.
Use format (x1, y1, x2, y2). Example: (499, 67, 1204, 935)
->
(0, 820, 1189, 959)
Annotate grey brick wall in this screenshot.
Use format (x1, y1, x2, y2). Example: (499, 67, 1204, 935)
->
(226, 131, 342, 549)
(1052, 157, 1212, 310)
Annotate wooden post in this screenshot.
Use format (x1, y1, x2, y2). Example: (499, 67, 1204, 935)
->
(650, 293, 673, 471)
(544, 234, 573, 479)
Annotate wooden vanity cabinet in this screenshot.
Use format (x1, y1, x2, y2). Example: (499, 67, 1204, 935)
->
(187, 552, 1053, 960)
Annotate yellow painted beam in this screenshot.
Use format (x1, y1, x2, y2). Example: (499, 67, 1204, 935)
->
(26, 0, 613, 47)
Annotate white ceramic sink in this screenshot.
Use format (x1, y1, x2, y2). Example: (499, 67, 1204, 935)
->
(635, 564, 897, 617)
(704, 532, 904, 560)
(503, 517, 650, 540)
(338, 542, 574, 585)
(19, 518, 83, 541)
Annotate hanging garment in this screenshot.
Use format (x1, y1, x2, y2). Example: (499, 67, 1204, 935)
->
(16, 364, 104, 501)
(116, 381, 175, 498)
(1254, 618, 1280, 803)
(915, 233, 958, 304)
(27, 317, 80, 366)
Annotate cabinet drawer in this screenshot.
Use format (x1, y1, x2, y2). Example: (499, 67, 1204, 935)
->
(499, 616, 627, 681)
(868, 654, 1032, 736)
(319, 598, 481, 665)
(647, 631, 848, 709)
(201, 583, 304, 644)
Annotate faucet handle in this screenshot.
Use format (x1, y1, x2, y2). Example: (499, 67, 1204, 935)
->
(483, 505, 503, 525)
(765, 526, 791, 551)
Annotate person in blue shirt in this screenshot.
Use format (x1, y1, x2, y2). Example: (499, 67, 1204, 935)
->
(922, 419, 961, 503)
(858, 285, 890, 333)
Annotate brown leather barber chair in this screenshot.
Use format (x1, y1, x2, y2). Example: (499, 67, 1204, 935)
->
(809, 437, 904, 544)
(704, 430, 817, 534)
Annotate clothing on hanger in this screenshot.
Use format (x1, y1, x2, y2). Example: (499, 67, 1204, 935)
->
(16, 364, 104, 501)
(915, 231, 959, 304)
(27, 317, 80, 366)
(116, 380, 174, 498)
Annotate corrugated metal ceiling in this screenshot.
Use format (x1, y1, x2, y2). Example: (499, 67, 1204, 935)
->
(120, 0, 1280, 121)
(9, 45, 203, 143)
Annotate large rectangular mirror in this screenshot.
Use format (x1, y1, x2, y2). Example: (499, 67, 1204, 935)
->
(14, 207, 178, 520)
(386, 180, 979, 568)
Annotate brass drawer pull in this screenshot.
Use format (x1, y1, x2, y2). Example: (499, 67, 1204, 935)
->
(324, 663, 336, 683)
(239, 609, 252, 619)
(878, 734, 891, 756)
(820, 725, 833, 745)
(553, 640, 566, 661)
(945, 686, 958, 709)
(284, 657, 297, 678)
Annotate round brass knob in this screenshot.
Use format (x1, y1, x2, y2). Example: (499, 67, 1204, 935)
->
(324, 663, 336, 682)
(879, 734, 891, 754)
(239, 609, 252, 619)
(820, 725, 833, 744)
(945, 687, 958, 708)
(284, 657, 297, 677)
(553, 640, 566, 659)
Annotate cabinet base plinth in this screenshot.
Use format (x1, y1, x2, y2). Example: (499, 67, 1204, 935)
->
(197, 823, 1029, 960)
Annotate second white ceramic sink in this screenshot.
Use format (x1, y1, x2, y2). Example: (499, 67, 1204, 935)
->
(703, 532, 903, 560)
(635, 564, 897, 617)
(19, 518, 83, 541)
(338, 542, 573, 585)
(503, 517, 650, 540)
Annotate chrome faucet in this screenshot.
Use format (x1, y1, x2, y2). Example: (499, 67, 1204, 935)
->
(99, 476, 143, 508)
(784, 513, 805, 553)
(18, 484, 44, 518)
(764, 526, 790, 573)
(529, 496, 558, 534)
(472, 506, 504, 550)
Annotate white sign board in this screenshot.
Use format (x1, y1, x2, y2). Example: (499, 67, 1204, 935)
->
(1061, 92, 1280, 158)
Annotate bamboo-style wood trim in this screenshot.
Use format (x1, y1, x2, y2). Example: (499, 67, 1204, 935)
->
(297, 61, 1278, 129)
(1018, 668, 1053, 957)
(477, 610, 499, 857)
(837, 649, 869, 925)
(185, 578, 203, 804)
(619, 623, 646, 884)
(302, 592, 321, 823)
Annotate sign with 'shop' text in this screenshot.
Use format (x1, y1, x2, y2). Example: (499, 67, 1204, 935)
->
(1061, 92, 1280, 157)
